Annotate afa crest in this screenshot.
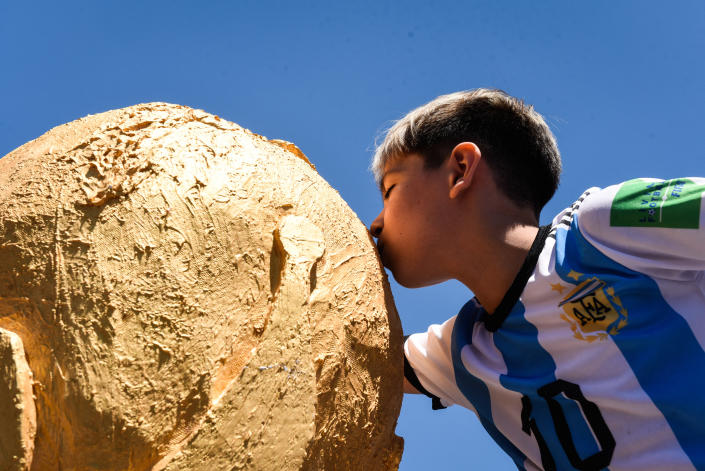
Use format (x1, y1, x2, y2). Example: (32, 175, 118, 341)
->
(558, 275, 628, 342)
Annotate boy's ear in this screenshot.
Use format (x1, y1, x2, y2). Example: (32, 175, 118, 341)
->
(448, 142, 482, 199)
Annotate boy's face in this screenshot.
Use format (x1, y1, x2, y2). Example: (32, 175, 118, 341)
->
(370, 153, 453, 288)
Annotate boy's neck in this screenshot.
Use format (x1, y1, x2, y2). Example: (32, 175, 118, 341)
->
(448, 179, 541, 314)
(457, 223, 540, 314)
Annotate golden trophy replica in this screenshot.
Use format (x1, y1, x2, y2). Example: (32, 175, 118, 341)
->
(0, 104, 403, 470)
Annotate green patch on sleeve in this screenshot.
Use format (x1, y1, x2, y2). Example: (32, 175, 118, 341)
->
(610, 178, 705, 228)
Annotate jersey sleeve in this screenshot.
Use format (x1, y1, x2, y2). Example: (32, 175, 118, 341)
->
(404, 316, 459, 409)
(575, 177, 705, 279)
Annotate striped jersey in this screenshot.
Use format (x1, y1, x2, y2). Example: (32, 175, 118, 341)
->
(404, 177, 705, 471)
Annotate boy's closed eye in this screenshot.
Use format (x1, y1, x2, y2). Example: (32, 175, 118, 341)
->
(384, 184, 396, 200)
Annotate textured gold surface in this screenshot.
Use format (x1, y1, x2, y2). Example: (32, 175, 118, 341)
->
(0, 328, 36, 470)
(0, 103, 403, 470)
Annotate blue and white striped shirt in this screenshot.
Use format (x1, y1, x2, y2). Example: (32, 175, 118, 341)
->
(405, 178, 705, 470)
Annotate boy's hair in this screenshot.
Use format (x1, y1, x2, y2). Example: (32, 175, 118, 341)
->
(372, 89, 562, 217)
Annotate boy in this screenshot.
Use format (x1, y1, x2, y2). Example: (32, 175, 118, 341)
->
(369, 89, 705, 470)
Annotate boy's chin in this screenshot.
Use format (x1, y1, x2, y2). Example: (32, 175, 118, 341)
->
(390, 269, 443, 289)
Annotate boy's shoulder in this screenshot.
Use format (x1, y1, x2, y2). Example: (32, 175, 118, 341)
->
(570, 177, 705, 230)
(552, 177, 705, 278)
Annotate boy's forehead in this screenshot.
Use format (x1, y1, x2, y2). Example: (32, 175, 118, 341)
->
(381, 163, 403, 179)
(381, 154, 423, 183)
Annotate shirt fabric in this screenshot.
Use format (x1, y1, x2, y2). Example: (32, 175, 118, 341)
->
(404, 177, 705, 471)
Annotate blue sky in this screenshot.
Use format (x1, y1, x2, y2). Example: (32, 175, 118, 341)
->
(2, 1, 703, 469)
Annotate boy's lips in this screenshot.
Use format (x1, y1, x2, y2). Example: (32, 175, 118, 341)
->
(375, 241, 389, 266)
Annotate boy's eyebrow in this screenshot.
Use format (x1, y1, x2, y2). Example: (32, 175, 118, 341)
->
(380, 167, 403, 192)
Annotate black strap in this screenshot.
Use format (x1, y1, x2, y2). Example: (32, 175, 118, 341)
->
(403, 336, 446, 410)
(483, 225, 552, 332)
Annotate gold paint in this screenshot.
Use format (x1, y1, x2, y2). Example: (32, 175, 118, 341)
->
(0, 328, 37, 470)
(0, 103, 403, 470)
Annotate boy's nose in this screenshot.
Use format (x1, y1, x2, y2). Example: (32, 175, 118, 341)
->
(370, 211, 384, 238)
